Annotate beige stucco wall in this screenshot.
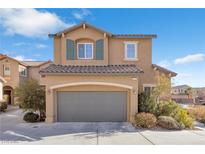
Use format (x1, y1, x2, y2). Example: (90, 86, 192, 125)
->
(41, 75, 139, 123)
(0, 57, 20, 89)
(54, 26, 109, 65)
(28, 62, 51, 84)
(52, 26, 158, 92)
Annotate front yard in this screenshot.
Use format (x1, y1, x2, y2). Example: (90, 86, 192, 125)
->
(1, 107, 205, 145)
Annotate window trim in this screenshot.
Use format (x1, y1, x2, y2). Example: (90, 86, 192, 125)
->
(19, 65, 27, 77)
(143, 84, 156, 92)
(77, 43, 93, 60)
(124, 41, 138, 61)
(3, 65, 11, 76)
(20, 68, 27, 77)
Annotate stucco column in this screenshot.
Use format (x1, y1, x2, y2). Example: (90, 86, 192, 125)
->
(130, 88, 138, 123)
(45, 88, 55, 123)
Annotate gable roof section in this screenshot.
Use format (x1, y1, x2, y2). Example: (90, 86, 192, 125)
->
(22, 60, 52, 67)
(49, 22, 157, 39)
(0, 53, 52, 67)
(152, 64, 177, 77)
(49, 22, 112, 37)
(40, 64, 143, 75)
(0, 53, 28, 67)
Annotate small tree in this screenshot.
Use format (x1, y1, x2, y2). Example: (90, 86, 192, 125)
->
(185, 87, 192, 98)
(15, 79, 46, 121)
(185, 87, 197, 104)
(152, 75, 171, 102)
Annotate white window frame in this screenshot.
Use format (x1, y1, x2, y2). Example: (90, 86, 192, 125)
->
(143, 84, 156, 92)
(3, 65, 11, 76)
(77, 43, 93, 60)
(19, 65, 27, 77)
(124, 41, 138, 61)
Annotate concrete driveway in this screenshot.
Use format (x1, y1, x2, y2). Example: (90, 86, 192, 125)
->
(1, 106, 205, 145)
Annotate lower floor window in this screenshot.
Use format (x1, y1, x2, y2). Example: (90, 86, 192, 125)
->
(143, 84, 155, 95)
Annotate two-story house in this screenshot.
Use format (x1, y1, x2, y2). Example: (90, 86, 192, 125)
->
(171, 85, 191, 95)
(40, 22, 177, 123)
(0, 54, 52, 104)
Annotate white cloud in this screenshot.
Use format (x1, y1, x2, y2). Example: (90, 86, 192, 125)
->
(157, 60, 171, 68)
(0, 9, 73, 38)
(13, 42, 27, 47)
(35, 43, 47, 49)
(174, 53, 205, 65)
(13, 55, 35, 61)
(72, 9, 92, 20)
(177, 73, 192, 77)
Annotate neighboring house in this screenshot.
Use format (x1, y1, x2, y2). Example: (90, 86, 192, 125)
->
(172, 85, 205, 104)
(171, 85, 191, 95)
(171, 85, 193, 104)
(194, 87, 205, 104)
(0, 54, 52, 104)
(40, 22, 177, 123)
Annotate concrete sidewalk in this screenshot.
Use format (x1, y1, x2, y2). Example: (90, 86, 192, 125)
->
(1, 107, 205, 145)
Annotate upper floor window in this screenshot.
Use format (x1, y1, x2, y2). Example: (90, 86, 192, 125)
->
(19, 65, 27, 77)
(124, 42, 138, 60)
(77, 43, 93, 59)
(3, 65, 10, 76)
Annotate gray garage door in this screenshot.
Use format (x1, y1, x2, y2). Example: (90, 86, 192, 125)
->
(57, 91, 127, 122)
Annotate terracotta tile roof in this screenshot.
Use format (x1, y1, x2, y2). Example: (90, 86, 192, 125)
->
(0, 53, 28, 66)
(40, 64, 144, 75)
(0, 54, 7, 60)
(112, 34, 157, 39)
(152, 64, 177, 77)
(49, 22, 157, 39)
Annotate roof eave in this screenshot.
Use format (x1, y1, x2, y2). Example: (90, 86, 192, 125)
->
(39, 72, 143, 76)
(152, 64, 177, 77)
(49, 22, 112, 38)
(112, 34, 157, 39)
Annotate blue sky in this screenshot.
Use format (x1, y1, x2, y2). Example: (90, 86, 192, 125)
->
(0, 8, 204, 87)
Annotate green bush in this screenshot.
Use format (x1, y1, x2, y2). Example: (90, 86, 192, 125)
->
(0, 100, 8, 112)
(138, 92, 155, 113)
(154, 100, 193, 128)
(15, 79, 45, 121)
(3, 95, 9, 104)
(23, 112, 39, 123)
(135, 112, 157, 128)
(174, 109, 193, 128)
(157, 116, 181, 130)
(154, 100, 179, 117)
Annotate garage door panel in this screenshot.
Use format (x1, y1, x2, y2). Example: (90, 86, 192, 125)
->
(57, 91, 127, 122)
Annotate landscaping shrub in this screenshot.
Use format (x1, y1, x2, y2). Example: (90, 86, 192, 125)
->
(157, 116, 181, 130)
(23, 112, 39, 123)
(138, 92, 155, 113)
(135, 112, 157, 128)
(154, 100, 179, 117)
(154, 100, 193, 128)
(3, 95, 9, 104)
(0, 100, 8, 112)
(174, 108, 193, 128)
(187, 105, 205, 124)
(15, 79, 46, 121)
